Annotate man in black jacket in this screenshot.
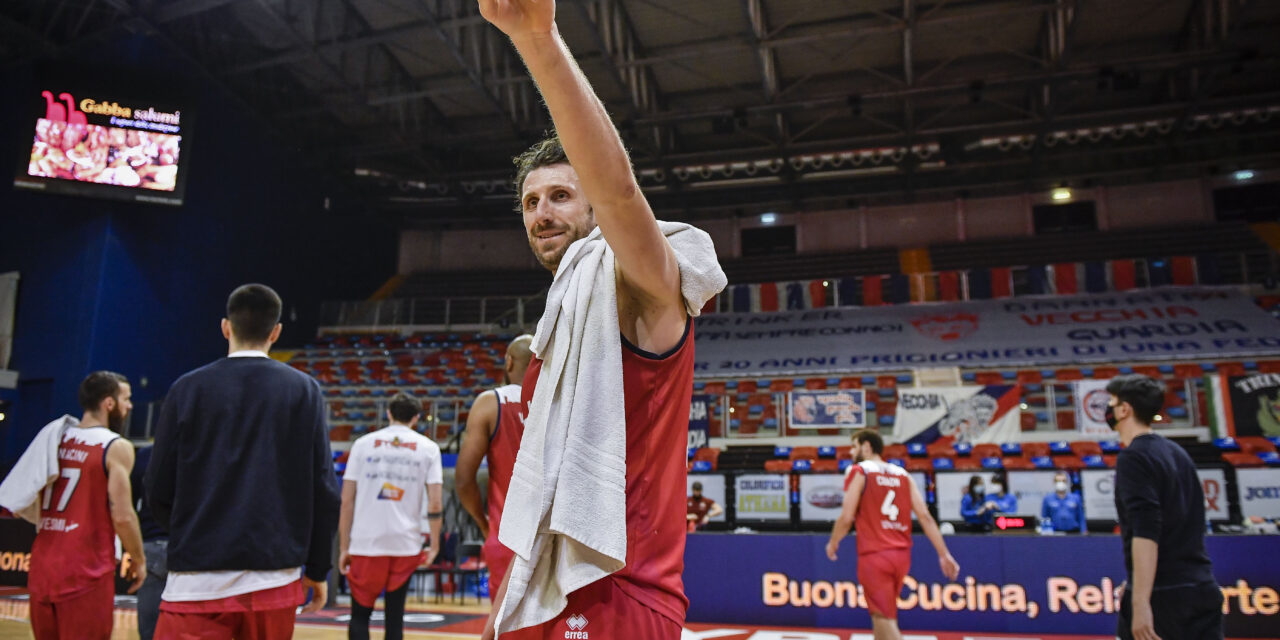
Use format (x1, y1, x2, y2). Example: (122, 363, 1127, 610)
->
(146, 283, 340, 638)
(1108, 374, 1222, 640)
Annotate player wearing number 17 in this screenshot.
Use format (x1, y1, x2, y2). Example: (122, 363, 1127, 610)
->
(826, 430, 960, 640)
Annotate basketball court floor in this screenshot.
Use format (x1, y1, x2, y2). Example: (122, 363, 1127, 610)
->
(0, 590, 1238, 640)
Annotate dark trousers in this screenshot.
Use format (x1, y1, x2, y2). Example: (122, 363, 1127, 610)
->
(137, 539, 168, 640)
(1118, 582, 1223, 640)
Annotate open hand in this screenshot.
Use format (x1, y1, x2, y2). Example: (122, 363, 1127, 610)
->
(338, 551, 351, 575)
(825, 540, 839, 562)
(478, 0, 555, 41)
(124, 553, 147, 594)
(301, 576, 327, 614)
(1130, 597, 1161, 640)
(938, 553, 960, 581)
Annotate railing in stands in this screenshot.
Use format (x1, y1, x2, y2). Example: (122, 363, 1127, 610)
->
(318, 290, 547, 331)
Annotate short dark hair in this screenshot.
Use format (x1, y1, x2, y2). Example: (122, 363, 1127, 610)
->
(78, 371, 128, 412)
(1105, 374, 1165, 425)
(512, 135, 569, 211)
(388, 392, 419, 424)
(691, 481, 703, 491)
(852, 428, 884, 455)
(226, 284, 282, 344)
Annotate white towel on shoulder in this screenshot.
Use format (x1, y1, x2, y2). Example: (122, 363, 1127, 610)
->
(0, 415, 77, 524)
(496, 221, 725, 634)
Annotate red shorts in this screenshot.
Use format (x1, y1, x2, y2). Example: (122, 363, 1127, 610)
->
(155, 580, 303, 639)
(499, 577, 680, 640)
(29, 574, 114, 640)
(347, 554, 422, 608)
(482, 538, 514, 594)
(858, 548, 911, 619)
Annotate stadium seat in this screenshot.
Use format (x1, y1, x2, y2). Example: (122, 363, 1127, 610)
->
(1001, 457, 1035, 470)
(953, 442, 973, 456)
(817, 446, 837, 458)
(792, 459, 814, 472)
(763, 459, 792, 473)
(693, 448, 721, 468)
(812, 459, 841, 473)
(927, 442, 957, 458)
(1070, 441, 1103, 458)
(329, 425, 354, 441)
(703, 381, 726, 395)
(805, 378, 828, 390)
(690, 461, 713, 473)
(836, 446, 853, 460)
(770, 379, 795, 392)
(1238, 437, 1277, 456)
(905, 458, 933, 474)
(1081, 455, 1108, 469)
(1103, 454, 1119, 467)
(931, 458, 955, 471)
(1030, 455, 1055, 469)
(837, 376, 861, 389)
(738, 380, 758, 394)
(907, 443, 927, 457)
(839, 459, 855, 472)
(880, 442, 911, 458)
(1020, 413, 1038, 431)
(773, 446, 792, 458)
(1258, 451, 1280, 467)
(790, 446, 819, 461)
(980, 457, 1003, 470)
(1056, 411, 1076, 431)
(1055, 456, 1085, 471)
(1000, 442, 1022, 456)
(1055, 368, 1084, 381)
(1215, 361, 1246, 376)
(972, 443, 1002, 459)
(1131, 365, 1162, 378)
(1092, 366, 1120, 379)
(974, 371, 1003, 385)
(1222, 452, 1265, 468)
(1099, 440, 1122, 453)
(876, 375, 897, 389)
(1212, 437, 1240, 451)
(953, 458, 982, 471)
(1022, 442, 1051, 458)
(1173, 364, 1203, 379)
(1016, 370, 1043, 384)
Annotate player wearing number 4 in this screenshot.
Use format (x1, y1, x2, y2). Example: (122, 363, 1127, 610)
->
(827, 430, 960, 640)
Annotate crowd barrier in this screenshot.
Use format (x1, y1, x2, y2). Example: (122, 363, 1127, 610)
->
(688, 466, 1280, 528)
(684, 533, 1279, 636)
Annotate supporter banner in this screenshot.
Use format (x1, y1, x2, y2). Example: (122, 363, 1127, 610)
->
(1081, 467, 1231, 521)
(790, 389, 866, 429)
(689, 394, 712, 452)
(936, 470, 1056, 521)
(735, 474, 791, 521)
(1073, 380, 1113, 434)
(894, 386, 1021, 445)
(687, 474, 728, 524)
(692, 288, 1280, 376)
(1236, 468, 1280, 519)
(684, 533, 1279, 636)
(1224, 374, 1280, 438)
(799, 471, 929, 523)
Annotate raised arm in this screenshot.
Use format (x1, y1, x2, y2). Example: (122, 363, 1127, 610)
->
(106, 439, 146, 594)
(456, 391, 497, 538)
(909, 475, 960, 581)
(479, 0, 681, 307)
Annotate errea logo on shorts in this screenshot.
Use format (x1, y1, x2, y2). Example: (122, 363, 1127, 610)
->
(564, 613, 589, 639)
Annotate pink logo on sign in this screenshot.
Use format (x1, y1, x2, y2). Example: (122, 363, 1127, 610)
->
(910, 313, 979, 341)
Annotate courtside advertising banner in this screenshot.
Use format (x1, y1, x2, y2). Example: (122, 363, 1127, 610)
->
(935, 470, 1056, 520)
(801, 471, 926, 523)
(1236, 467, 1280, 519)
(683, 533, 1279, 636)
(688, 394, 712, 453)
(1081, 467, 1231, 521)
(789, 389, 866, 429)
(1073, 379, 1113, 434)
(692, 288, 1280, 376)
(894, 385, 1021, 444)
(686, 474, 728, 524)
(1223, 374, 1280, 438)
(734, 474, 791, 521)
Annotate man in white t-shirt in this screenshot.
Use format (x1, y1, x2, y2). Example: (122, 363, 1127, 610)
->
(339, 392, 443, 640)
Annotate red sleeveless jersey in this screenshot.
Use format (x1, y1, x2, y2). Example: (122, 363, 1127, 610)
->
(845, 459, 913, 556)
(28, 426, 119, 602)
(520, 319, 694, 624)
(484, 383, 525, 584)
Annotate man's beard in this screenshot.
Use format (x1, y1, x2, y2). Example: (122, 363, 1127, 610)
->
(107, 407, 128, 434)
(527, 215, 594, 272)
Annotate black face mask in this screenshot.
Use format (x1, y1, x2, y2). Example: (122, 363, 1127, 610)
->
(1104, 405, 1118, 429)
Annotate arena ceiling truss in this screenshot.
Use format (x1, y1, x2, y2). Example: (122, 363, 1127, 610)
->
(3, 0, 1279, 226)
